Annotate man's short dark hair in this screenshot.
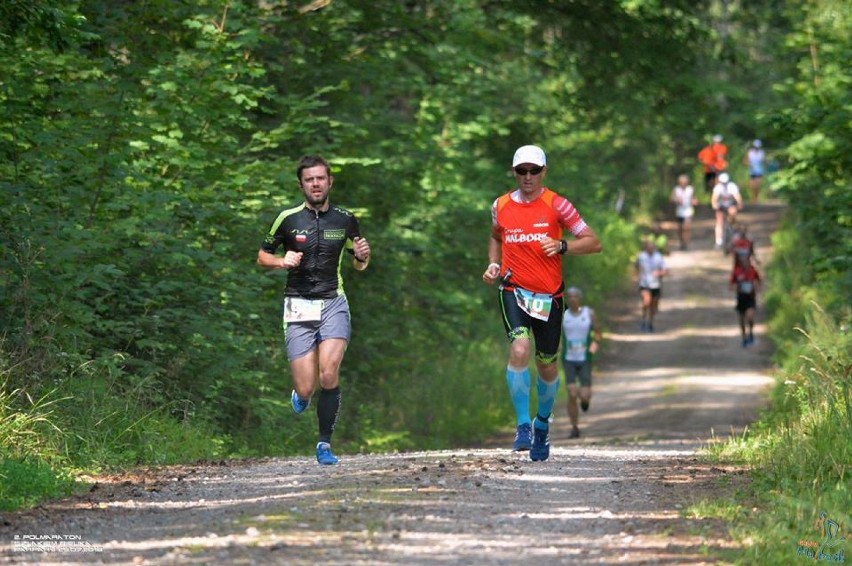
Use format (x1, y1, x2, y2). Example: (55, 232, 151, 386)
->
(296, 155, 331, 181)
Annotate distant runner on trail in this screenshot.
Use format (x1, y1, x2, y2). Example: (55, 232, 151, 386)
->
(482, 144, 601, 462)
(670, 174, 698, 250)
(742, 139, 766, 203)
(729, 222, 760, 267)
(711, 172, 743, 250)
(257, 154, 371, 466)
(561, 287, 602, 439)
(635, 236, 668, 333)
(729, 254, 761, 348)
(697, 134, 728, 193)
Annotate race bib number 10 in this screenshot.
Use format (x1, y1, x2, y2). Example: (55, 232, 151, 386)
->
(513, 288, 553, 321)
(284, 297, 324, 322)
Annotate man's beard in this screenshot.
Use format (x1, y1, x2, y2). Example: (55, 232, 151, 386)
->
(307, 192, 328, 207)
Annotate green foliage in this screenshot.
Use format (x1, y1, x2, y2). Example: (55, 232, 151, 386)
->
(55, 370, 227, 468)
(760, 215, 848, 356)
(0, 374, 63, 461)
(0, 457, 75, 511)
(0, 366, 76, 510)
(709, 305, 850, 564)
(0, 0, 81, 51)
(762, 0, 851, 284)
(765, 307, 850, 491)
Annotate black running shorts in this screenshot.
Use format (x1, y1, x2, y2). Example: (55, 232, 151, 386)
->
(499, 289, 564, 364)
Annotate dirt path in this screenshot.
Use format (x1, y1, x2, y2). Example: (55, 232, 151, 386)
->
(575, 201, 782, 447)
(1, 202, 784, 565)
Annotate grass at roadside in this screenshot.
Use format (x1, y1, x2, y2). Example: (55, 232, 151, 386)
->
(699, 303, 850, 564)
(0, 367, 227, 511)
(0, 457, 76, 511)
(0, 382, 76, 510)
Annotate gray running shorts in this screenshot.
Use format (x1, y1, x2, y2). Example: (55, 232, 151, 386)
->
(283, 294, 351, 360)
(563, 360, 592, 388)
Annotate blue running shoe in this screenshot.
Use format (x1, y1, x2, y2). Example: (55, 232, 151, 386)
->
(316, 442, 338, 465)
(513, 423, 532, 451)
(291, 390, 310, 414)
(530, 419, 550, 462)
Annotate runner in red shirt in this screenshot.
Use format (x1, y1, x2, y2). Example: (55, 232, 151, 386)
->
(482, 145, 601, 461)
(729, 254, 761, 347)
(728, 222, 760, 267)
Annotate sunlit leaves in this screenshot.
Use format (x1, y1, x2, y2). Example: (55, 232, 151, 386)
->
(765, 0, 850, 279)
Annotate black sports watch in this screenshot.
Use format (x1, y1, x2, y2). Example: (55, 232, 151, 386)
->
(559, 239, 568, 255)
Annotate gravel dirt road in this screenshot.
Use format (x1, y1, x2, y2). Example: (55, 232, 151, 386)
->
(1, 201, 784, 565)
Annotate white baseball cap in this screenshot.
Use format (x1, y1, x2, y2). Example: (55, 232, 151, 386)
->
(718, 172, 730, 183)
(753, 139, 762, 148)
(512, 145, 547, 167)
(712, 134, 723, 142)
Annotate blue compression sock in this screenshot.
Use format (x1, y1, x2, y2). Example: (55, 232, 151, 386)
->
(535, 377, 560, 429)
(506, 366, 531, 426)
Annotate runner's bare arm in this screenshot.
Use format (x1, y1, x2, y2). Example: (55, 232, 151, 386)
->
(562, 226, 602, 256)
(352, 236, 371, 271)
(589, 310, 602, 355)
(541, 227, 602, 257)
(483, 236, 502, 283)
(257, 249, 302, 269)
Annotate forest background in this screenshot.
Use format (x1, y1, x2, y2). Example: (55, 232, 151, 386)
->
(0, 0, 849, 560)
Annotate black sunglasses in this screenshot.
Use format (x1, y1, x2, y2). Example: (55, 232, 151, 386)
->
(514, 165, 544, 176)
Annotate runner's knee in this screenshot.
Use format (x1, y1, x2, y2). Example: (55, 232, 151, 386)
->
(508, 335, 531, 364)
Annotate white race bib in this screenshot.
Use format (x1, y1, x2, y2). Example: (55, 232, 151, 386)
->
(284, 297, 323, 322)
(513, 288, 553, 321)
(564, 339, 587, 362)
(739, 281, 754, 294)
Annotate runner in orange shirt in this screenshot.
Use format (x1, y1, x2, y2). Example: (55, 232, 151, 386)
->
(698, 134, 728, 192)
(482, 145, 601, 461)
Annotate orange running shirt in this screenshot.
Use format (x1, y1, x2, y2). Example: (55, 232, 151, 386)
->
(697, 142, 728, 172)
(491, 187, 588, 295)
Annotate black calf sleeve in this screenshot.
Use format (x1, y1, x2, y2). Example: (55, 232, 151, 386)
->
(317, 386, 341, 444)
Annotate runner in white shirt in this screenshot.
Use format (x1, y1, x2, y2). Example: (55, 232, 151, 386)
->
(670, 174, 698, 250)
(561, 287, 602, 439)
(742, 139, 766, 203)
(635, 237, 668, 332)
(711, 172, 743, 249)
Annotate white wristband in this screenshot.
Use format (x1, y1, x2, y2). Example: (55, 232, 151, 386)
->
(488, 262, 500, 271)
